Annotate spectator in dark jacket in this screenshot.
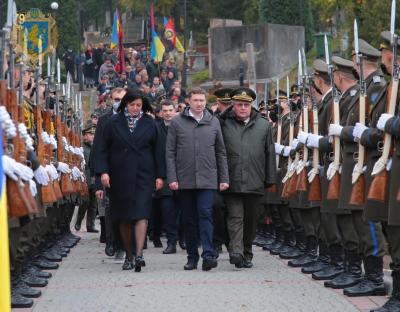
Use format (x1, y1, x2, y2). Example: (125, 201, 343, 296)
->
(166, 87, 229, 271)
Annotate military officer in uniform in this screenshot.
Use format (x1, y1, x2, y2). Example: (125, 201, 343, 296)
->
(218, 87, 276, 268)
(75, 120, 98, 233)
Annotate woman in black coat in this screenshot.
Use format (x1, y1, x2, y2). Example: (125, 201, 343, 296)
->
(96, 90, 165, 271)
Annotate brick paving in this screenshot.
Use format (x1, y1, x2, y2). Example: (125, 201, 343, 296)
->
(9, 224, 391, 312)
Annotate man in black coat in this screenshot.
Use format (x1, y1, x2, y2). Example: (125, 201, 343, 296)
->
(93, 87, 127, 260)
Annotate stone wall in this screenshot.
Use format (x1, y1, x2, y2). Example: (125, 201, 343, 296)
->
(209, 23, 304, 80)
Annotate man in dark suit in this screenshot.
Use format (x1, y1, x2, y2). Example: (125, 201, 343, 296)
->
(93, 87, 127, 261)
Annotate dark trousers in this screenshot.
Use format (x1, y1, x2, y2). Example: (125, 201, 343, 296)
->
(225, 193, 262, 261)
(213, 192, 229, 248)
(178, 189, 215, 262)
(160, 196, 179, 246)
(300, 207, 320, 240)
(279, 204, 294, 232)
(383, 224, 400, 271)
(337, 211, 384, 258)
(76, 189, 97, 230)
(150, 198, 163, 241)
(103, 195, 123, 250)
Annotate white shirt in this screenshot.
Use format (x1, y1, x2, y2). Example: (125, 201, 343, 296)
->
(189, 109, 203, 122)
(321, 87, 332, 102)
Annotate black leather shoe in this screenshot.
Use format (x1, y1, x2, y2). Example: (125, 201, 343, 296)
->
(179, 241, 186, 250)
(74, 223, 81, 231)
(134, 256, 146, 272)
(301, 260, 329, 274)
(33, 259, 59, 270)
(163, 245, 177, 254)
(105, 244, 115, 257)
(49, 247, 67, 257)
(184, 261, 198, 270)
(229, 253, 244, 267)
(202, 259, 218, 271)
(279, 246, 304, 259)
(24, 266, 52, 279)
(324, 272, 362, 289)
(87, 228, 99, 233)
(40, 251, 62, 262)
(343, 277, 386, 297)
(370, 296, 400, 312)
(21, 273, 48, 287)
(270, 242, 287, 255)
(312, 264, 344, 280)
(11, 292, 34, 308)
(243, 259, 253, 268)
(122, 258, 134, 270)
(13, 280, 41, 298)
(288, 253, 318, 267)
(153, 239, 163, 248)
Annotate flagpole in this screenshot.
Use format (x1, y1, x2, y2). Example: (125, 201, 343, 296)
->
(182, 0, 188, 88)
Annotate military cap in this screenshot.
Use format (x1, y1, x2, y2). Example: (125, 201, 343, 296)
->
(291, 84, 300, 95)
(352, 39, 381, 61)
(214, 88, 233, 103)
(258, 100, 266, 110)
(90, 112, 98, 118)
(230, 87, 256, 102)
(82, 120, 96, 134)
(313, 59, 329, 75)
(276, 90, 288, 100)
(379, 30, 400, 51)
(332, 56, 354, 75)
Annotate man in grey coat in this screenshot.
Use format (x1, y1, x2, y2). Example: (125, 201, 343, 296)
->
(166, 87, 229, 271)
(218, 87, 276, 268)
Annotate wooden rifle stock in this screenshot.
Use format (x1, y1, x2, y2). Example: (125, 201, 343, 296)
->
(367, 170, 388, 202)
(350, 174, 365, 205)
(327, 172, 341, 200)
(266, 184, 277, 193)
(308, 176, 321, 201)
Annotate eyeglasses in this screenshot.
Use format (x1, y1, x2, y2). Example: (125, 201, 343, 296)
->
(113, 98, 122, 101)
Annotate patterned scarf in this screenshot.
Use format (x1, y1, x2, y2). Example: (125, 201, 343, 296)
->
(124, 108, 143, 133)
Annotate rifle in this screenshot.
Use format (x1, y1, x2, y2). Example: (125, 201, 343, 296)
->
(282, 76, 295, 198)
(33, 69, 58, 204)
(296, 48, 310, 193)
(350, 19, 367, 205)
(368, 1, 398, 202)
(326, 35, 342, 200)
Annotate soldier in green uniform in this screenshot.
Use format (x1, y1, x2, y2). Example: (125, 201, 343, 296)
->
(75, 121, 98, 232)
(212, 88, 233, 254)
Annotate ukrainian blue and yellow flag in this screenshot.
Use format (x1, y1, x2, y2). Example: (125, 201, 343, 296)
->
(150, 3, 165, 62)
(110, 10, 121, 49)
(0, 125, 11, 311)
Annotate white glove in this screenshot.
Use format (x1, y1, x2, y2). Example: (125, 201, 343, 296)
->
(297, 131, 309, 144)
(14, 162, 34, 181)
(41, 131, 51, 144)
(26, 136, 34, 152)
(57, 162, 71, 174)
(291, 139, 299, 149)
(307, 134, 322, 148)
(377, 113, 393, 131)
(29, 179, 37, 197)
(18, 123, 28, 137)
(274, 143, 285, 155)
(353, 123, 368, 140)
(50, 135, 58, 150)
(4, 119, 17, 138)
(71, 166, 82, 181)
(283, 146, 291, 157)
(49, 164, 59, 180)
(34, 165, 49, 186)
(2, 155, 18, 181)
(328, 124, 343, 137)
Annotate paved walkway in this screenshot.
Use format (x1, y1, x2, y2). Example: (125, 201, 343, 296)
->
(11, 225, 390, 312)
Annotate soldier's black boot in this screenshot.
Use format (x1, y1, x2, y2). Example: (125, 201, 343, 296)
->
(371, 270, 400, 312)
(344, 256, 386, 297)
(281, 231, 306, 260)
(312, 245, 344, 280)
(266, 228, 284, 252)
(302, 241, 330, 274)
(325, 253, 362, 289)
(279, 231, 301, 259)
(262, 226, 280, 251)
(288, 237, 318, 267)
(11, 290, 33, 308)
(270, 231, 289, 255)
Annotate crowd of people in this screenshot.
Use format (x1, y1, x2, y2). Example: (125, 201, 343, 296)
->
(75, 30, 400, 312)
